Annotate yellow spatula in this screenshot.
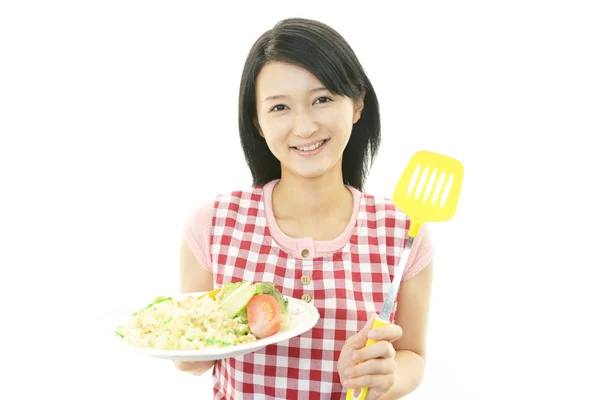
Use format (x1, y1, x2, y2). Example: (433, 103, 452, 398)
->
(346, 150, 464, 400)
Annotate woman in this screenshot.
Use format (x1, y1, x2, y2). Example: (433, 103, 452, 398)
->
(174, 17, 434, 400)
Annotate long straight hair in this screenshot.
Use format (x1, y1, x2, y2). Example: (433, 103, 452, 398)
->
(238, 18, 381, 192)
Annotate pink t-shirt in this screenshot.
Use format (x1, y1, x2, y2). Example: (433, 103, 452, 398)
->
(184, 180, 434, 281)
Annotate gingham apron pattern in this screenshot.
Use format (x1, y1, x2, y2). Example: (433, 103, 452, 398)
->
(209, 185, 410, 399)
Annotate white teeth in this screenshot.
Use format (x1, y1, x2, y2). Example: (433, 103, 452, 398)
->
(296, 140, 325, 152)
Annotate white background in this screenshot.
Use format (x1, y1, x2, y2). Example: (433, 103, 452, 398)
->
(1, 1, 599, 399)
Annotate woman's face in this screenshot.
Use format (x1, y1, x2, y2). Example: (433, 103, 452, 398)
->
(254, 61, 365, 181)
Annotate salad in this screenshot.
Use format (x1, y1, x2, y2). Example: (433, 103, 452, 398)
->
(115, 281, 290, 350)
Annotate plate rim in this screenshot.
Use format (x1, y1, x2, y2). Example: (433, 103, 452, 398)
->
(112, 291, 321, 357)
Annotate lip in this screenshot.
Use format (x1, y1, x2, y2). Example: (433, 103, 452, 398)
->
(289, 139, 330, 149)
(290, 138, 329, 157)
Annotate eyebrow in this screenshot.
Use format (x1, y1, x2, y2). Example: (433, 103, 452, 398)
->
(263, 87, 329, 102)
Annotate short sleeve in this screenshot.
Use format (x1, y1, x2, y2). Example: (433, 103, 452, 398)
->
(182, 199, 215, 274)
(401, 223, 434, 281)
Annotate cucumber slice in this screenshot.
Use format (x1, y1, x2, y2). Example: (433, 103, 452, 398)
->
(218, 281, 257, 318)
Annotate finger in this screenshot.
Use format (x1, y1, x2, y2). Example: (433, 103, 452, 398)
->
(344, 358, 396, 379)
(365, 389, 385, 400)
(353, 341, 396, 362)
(347, 314, 378, 347)
(173, 361, 204, 372)
(189, 368, 208, 376)
(367, 323, 403, 342)
(360, 314, 378, 333)
(343, 373, 394, 394)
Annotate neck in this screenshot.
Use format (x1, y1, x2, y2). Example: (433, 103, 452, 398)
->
(272, 168, 352, 221)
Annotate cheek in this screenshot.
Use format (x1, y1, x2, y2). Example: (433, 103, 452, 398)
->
(261, 121, 291, 150)
(322, 109, 354, 139)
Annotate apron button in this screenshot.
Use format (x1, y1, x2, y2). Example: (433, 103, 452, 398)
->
(300, 275, 311, 285)
(301, 249, 309, 257)
(301, 293, 312, 303)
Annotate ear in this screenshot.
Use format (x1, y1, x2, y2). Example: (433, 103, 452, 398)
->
(353, 87, 367, 124)
(253, 117, 264, 138)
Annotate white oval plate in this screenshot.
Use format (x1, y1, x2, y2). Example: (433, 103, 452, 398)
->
(109, 292, 320, 362)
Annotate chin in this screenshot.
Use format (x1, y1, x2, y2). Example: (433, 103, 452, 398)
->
(289, 165, 335, 181)
(281, 156, 343, 181)
(297, 172, 327, 180)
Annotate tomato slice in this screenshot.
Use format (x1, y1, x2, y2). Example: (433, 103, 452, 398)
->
(246, 294, 281, 339)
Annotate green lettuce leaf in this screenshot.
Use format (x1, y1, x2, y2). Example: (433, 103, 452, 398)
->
(254, 282, 289, 314)
(218, 281, 244, 302)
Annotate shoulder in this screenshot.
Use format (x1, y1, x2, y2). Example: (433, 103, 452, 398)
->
(186, 198, 217, 226)
(182, 184, 265, 272)
(213, 185, 265, 208)
(361, 190, 433, 243)
(360, 191, 435, 280)
(360, 191, 411, 245)
(186, 183, 268, 226)
(361, 191, 410, 224)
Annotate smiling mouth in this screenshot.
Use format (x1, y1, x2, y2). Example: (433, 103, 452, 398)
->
(292, 139, 329, 152)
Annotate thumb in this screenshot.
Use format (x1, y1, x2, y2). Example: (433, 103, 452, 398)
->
(360, 314, 378, 334)
(348, 314, 378, 347)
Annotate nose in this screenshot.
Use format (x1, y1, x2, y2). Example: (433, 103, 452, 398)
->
(291, 110, 319, 139)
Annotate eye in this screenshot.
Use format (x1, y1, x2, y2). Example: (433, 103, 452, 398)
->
(270, 104, 288, 112)
(314, 96, 333, 104)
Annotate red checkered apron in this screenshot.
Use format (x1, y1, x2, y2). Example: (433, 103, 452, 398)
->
(210, 184, 410, 399)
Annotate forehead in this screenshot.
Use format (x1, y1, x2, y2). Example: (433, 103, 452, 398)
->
(256, 61, 325, 99)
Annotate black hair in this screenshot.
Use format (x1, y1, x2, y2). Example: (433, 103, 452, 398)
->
(238, 17, 381, 191)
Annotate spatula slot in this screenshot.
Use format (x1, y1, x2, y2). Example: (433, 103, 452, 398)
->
(440, 173, 455, 207)
(423, 169, 438, 202)
(431, 171, 447, 205)
(414, 166, 430, 200)
(407, 164, 422, 197)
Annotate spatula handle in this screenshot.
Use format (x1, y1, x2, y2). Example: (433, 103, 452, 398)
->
(345, 316, 390, 400)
